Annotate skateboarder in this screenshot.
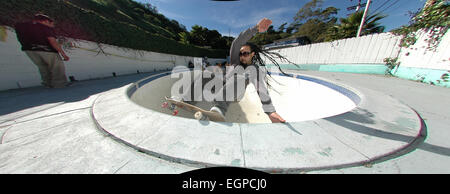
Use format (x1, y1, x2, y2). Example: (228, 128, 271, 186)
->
(15, 14, 71, 88)
(180, 18, 289, 123)
(214, 18, 286, 123)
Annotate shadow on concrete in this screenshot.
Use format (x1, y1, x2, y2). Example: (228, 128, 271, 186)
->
(322, 108, 450, 160)
(324, 109, 414, 143)
(284, 122, 303, 136)
(0, 71, 166, 124)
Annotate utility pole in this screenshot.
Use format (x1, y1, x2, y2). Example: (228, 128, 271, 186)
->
(356, 0, 362, 12)
(347, 0, 366, 16)
(357, 0, 371, 37)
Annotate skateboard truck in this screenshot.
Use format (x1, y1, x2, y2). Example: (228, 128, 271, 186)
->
(162, 102, 179, 115)
(163, 96, 225, 122)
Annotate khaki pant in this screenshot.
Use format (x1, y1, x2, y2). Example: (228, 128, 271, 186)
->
(25, 51, 68, 88)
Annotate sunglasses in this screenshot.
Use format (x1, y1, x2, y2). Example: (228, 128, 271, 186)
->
(239, 51, 251, 57)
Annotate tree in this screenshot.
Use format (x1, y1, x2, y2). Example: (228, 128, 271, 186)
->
(189, 25, 208, 46)
(248, 25, 284, 46)
(187, 25, 232, 49)
(178, 32, 190, 44)
(278, 22, 288, 33)
(325, 11, 386, 41)
(293, 1, 338, 25)
(286, 23, 302, 34)
(291, 0, 338, 43)
(206, 29, 226, 49)
(222, 36, 235, 49)
(142, 3, 158, 14)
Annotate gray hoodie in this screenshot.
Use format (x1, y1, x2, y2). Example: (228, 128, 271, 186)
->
(227, 26, 276, 114)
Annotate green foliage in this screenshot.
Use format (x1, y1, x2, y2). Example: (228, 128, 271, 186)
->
(392, 0, 449, 50)
(178, 32, 190, 45)
(291, 0, 338, 43)
(441, 73, 449, 82)
(293, 0, 337, 24)
(0, 0, 227, 58)
(187, 25, 232, 49)
(325, 11, 386, 41)
(436, 72, 450, 85)
(294, 18, 337, 43)
(383, 57, 400, 75)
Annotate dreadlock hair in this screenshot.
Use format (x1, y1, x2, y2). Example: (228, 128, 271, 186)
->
(242, 42, 300, 88)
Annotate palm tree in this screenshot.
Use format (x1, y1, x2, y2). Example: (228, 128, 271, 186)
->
(326, 11, 386, 41)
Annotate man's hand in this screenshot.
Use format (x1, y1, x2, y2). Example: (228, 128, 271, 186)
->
(268, 112, 286, 123)
(61, 53, 70, 61)
(48, 37, 70, 61)
(257, 18, 272, 33)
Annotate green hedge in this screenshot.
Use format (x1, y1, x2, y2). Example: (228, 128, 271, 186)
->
(0, 0, 227, 58)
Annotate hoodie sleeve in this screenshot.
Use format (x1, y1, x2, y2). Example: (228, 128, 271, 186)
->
(249, 65, 276, 114)
(229, 26, 258, 66)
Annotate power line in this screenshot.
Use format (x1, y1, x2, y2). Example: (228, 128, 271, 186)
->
(372, 0, 391, 13)
(377, 0, 401, 14)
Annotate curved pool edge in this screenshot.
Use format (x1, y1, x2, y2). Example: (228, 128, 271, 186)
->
(90, 70, 426, 173)
(128, 70, 362, 123)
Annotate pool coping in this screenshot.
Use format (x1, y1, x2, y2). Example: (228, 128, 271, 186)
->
(91, 70, 426, 173)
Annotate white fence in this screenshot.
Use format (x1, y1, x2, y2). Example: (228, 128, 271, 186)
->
(397, 29, 450, 71)
(1, 25, 448, 91)
(265, 30, 449, 71)
(265, 32, 402, 65)
(0, 27, 224, 91)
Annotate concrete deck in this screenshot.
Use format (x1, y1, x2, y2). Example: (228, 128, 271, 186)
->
(1, 70, 449, 174)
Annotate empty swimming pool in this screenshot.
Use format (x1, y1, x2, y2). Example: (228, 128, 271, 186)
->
(128, 70, 360, 123)
(91, 69, 424, 171)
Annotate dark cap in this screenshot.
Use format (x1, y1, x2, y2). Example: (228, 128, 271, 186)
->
(33, 14, 54, 22)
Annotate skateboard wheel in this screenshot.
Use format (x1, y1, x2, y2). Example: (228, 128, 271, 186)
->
(173, 110, 179, 116)
(162, 102, 168, 108)
(194, 111, 205, 120)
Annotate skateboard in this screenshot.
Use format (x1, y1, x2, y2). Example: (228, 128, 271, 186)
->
(162, 96, 226, 122)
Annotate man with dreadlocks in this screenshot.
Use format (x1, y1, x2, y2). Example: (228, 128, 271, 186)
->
(176, 18, 291, 123)
(210, 18, 287, 123)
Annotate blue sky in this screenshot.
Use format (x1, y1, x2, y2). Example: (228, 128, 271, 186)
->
(134, 0, 427, 37)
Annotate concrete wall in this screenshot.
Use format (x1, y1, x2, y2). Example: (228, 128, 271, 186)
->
(0, 26, 224, 91)
(264, 32, 402, 66)
(1, 24, 448, 90)
(391, 29, 450, 86)
(264, 30, 449, 87)
(397, 28, 450, 71)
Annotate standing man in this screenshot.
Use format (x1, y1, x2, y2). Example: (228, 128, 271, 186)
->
(15, 14, 71, 88)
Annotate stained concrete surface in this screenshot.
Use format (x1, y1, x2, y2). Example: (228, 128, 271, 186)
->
(0, 70, 449, 173)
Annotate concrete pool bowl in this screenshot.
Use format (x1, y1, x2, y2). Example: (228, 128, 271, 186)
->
(91, 70, 426, 173)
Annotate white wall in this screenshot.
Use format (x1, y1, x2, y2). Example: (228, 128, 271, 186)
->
(397, 29, 450, 71)
(0, 27, 223, 91)
(264, 30, 449, 72)
(265, 32, 402, 65)
(2, 24, 448, 91)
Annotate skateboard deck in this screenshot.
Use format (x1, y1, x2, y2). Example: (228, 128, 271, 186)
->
(162, 96, 226, 122)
